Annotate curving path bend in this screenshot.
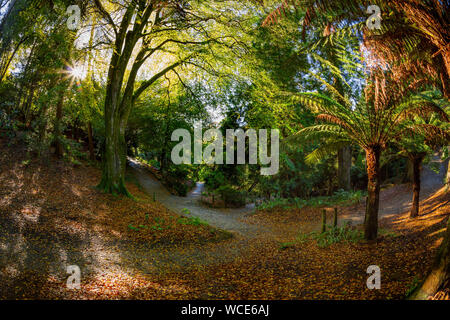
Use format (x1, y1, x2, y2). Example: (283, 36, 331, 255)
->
(128, 159, 260, 237)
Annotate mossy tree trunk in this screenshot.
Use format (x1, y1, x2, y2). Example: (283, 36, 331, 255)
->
(96, 4, 151, 196)
(98, 98, 130, 195)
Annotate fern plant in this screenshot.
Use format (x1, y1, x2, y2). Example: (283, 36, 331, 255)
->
(290, 76, 448, 240)
(263, 0, 449, 99)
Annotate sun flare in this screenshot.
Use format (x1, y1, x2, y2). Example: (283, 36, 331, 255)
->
(67, 65, 85, 80)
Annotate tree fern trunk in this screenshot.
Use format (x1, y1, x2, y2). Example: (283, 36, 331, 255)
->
(364, 146, 381, 240)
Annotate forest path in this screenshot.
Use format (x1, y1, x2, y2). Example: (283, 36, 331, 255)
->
(128, 159, 261, 237)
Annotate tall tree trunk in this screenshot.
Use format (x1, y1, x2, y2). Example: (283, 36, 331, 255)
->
(338, 146, 352, 190)
(412, 217, 450, 299)
(96, 4, 141, 197)
(87, 121, 95, 161)
(95, 3, 182, 196)
(364, 146, 381, 240)
(86, 15, 96, 163)
(23, 84, 36, 127)
(160, 99, 172, 175)
(410, 154, 425, 218)
(37, 104, 48, 154)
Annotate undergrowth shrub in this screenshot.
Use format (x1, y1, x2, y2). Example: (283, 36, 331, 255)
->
(280, 223, 363, 249)
(258, 190, 366, 211)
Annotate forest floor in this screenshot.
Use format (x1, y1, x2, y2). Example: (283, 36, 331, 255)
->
(0, 138, 449, 299)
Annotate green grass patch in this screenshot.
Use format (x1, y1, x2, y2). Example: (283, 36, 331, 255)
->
(177, 215, 209, 227)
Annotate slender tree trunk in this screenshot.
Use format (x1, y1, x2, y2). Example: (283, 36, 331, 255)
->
(160, 102, 172, 175)
(338, 146, 352, 190)
(37, 105, 48, 154)
(410, 154, 425, 218)
(87, 121, 95, 161)
(364, 146, 381, 240)
(412, 217, 450, 299)
(23, 84, 36, 127)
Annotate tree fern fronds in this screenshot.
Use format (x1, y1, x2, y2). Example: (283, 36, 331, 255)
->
(284, 124, 348, 144)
